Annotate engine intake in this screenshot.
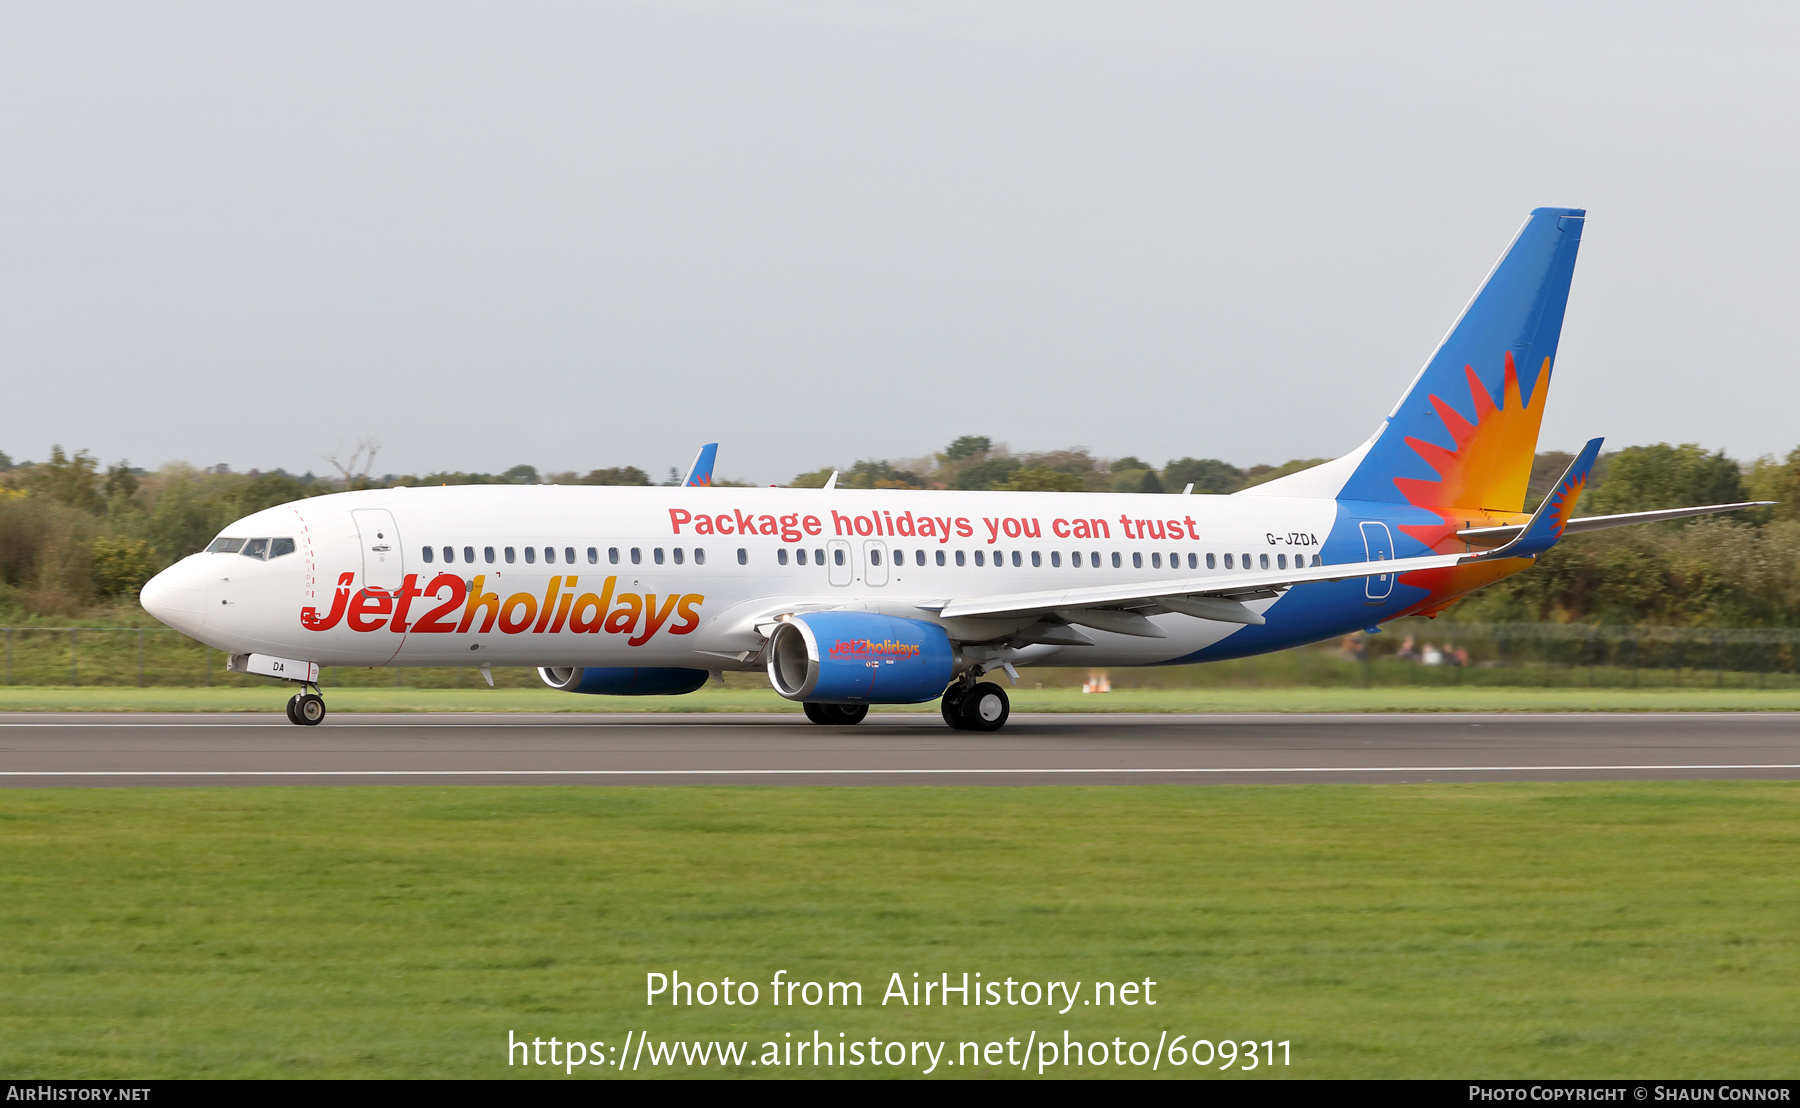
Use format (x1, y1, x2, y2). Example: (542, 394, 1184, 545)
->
(766, 612, 954, 704)
(538, 667, 710, 696)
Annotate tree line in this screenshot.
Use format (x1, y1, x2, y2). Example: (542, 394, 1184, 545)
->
(0, 438, 1795, 628)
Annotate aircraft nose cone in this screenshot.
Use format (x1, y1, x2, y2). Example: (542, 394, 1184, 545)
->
(139, 560, 208, 636)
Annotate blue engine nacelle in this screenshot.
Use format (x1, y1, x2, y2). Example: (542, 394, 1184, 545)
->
(538, 667, 710, 696)
(766, 612, 955, 704)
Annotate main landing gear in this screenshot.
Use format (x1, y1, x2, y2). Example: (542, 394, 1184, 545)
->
(941, 676, 1009, 732)
(803, 702, 870, 725)
(284, 685, 327, 727)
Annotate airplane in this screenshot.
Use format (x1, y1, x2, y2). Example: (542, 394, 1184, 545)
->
(139, 207, 1768, 730)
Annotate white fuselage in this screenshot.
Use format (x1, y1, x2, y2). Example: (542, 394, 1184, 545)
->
(141, 484, 1367, 673)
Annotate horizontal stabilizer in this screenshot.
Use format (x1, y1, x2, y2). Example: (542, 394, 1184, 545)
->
(1459, 501, 1775, 547)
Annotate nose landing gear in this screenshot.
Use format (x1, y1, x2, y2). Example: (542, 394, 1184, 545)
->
(284, 685, 327, 726)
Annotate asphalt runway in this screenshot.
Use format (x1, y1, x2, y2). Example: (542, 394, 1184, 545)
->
(0, 711, 1797, 786)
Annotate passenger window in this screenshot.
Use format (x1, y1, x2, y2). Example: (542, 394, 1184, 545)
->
(694, 549, 706, 565)
(1133, 552, 1143, 569)
(1071, 551, 1082, 567)
(269, 538, 296, 559)
(1112, 552, 1121, 568)
(833, 549, 845, 566)
(486, 547, 496, 564)
(1012, 551, 1022, 567)
(1241, 552, 1251, 568)
(1151, 552, 1161, 569)
(1260, 553, 1269, 569)
(443, 546, 454, 564)
(813, 548, 823, 565)
(1224, 553, 1234, 569)
(974, 551, 985, 567)
(465, 546, 475, 564)
(421, 546, 434, 563)
(587, 547, 597, 564)
(796, 548, 807, 565)
(1312, 554, 1321, 566)
(1029, 551, 1040, 567)
(1050, 551, 1060, 568)
(630, 548, 641, 564)
(777, 548, 787, 565)
(1169, 551, 1178, 569)
(674, 548, 685, 565)
(654, 548, 665, 565)
(737, 548, 747, 565)
(525, 547, 536, 564)
(935, 550, 945, 566)
(564, 547, 575, 564)
(1206, 553, 1216, 569)
(955, 551, 965, 566)
(1278, 553, 1287, 569)
(1188, 553, 1197, 569)
(544, 547, 555, 564)
(207, 537, 245, 554)
(1091, 551, 1101, 567)
(870, 549, 881, 565)
(608, 547, 619, 564)
(916, 550, 926, 566)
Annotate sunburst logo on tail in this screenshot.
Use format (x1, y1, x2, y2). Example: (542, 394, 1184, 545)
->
(1394, 351, 1551, 551)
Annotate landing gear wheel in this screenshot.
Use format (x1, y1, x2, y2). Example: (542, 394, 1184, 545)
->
(803, 703, 869, 725)
(295, 693, 327, 726)
(285, 694, 302, 725)
(941, 688, 968, 730)
(958, 682, 1009, 732)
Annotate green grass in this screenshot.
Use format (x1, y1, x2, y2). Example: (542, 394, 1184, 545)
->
(2, 783, 1796, 1078)
(3, 684, 1800, 714)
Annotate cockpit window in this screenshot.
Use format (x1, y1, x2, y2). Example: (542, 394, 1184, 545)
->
(220, 537, 296, 560)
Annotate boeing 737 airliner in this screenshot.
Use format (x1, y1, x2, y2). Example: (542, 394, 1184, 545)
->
(139, 208, 1765, 730)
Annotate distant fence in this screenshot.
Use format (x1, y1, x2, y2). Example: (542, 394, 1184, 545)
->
(0, 623, 1796, 690)
(1323, 620, 1800, 690)
(0, 628, 545, 689)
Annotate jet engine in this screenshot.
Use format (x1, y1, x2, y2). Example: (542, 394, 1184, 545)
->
(538, 667, 710, 696)
(766, 612, 955, 704)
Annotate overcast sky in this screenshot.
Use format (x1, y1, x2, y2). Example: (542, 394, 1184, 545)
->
(2, 1, 1796, 483)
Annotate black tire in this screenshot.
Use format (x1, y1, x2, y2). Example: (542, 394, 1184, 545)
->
(296, 693, 327, 726)
(285, 694, 302, 726)
(941, 688, 968, 730)
(803, 702, 833, 725)
(958, 682, 1009, 732)
(834, 704, 869, 725)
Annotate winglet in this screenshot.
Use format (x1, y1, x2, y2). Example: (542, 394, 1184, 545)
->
(682, 443, 718, 487)
(821, 470, 838, 491)
(1477, 437, 1602, 559)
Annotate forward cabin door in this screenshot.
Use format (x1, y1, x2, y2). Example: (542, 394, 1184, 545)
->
(863, 540, 889, 586)
(827, 540, 853, 587)
(1360, 520, 1394, 601)
(353, 508, 405, 592)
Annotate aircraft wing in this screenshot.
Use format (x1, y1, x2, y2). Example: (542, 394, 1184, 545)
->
(930, 549, 1473, 627)
(934, 442, 1606, 633)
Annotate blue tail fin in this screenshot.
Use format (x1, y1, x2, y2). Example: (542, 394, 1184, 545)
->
(1334, 207, 1586, 512)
